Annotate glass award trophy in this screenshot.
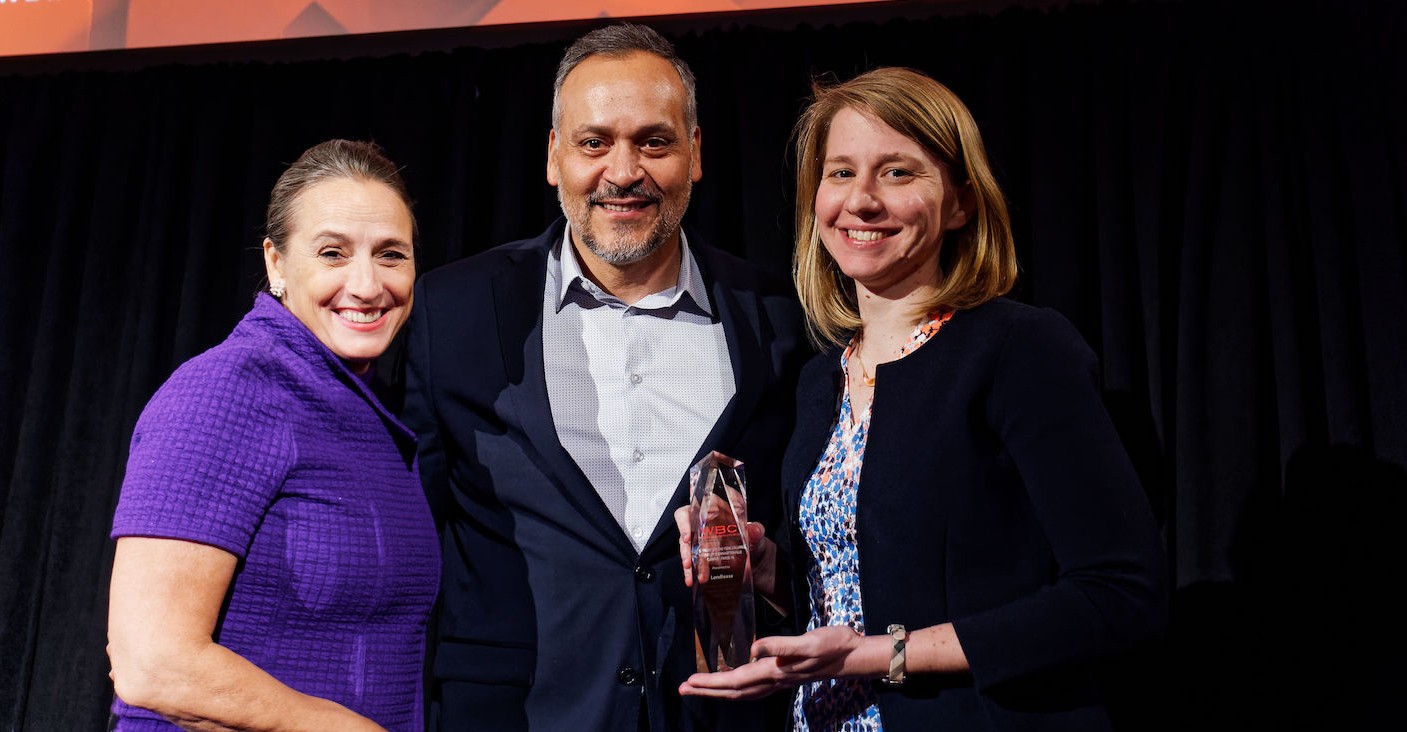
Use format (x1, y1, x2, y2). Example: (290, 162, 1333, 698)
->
(688, 451, 755, 673)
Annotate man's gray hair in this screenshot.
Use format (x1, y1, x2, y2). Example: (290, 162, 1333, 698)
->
(551, 23, 698, 133)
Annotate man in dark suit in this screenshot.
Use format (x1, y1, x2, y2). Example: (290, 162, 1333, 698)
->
(402, 23, 809, 731)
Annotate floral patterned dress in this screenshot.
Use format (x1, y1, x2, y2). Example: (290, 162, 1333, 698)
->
(791, 310, 953, 732)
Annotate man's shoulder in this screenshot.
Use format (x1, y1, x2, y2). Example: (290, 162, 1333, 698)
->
(417, 220, 561, 292)
(688, 236, 793, 299)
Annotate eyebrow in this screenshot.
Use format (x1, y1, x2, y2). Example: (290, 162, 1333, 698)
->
(310, 231, 413, 249)
(824, 152, 924, 167)
(310, 231, 351, 244)
(575, 122, 679, 138)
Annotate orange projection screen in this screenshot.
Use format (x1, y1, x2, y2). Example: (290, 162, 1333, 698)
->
(0, 0, 888, 58)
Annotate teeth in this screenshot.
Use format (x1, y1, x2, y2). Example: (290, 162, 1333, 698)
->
(339, 310, 382, 324)
(601, 203, 639, 212)
(848, 230, 884, 241)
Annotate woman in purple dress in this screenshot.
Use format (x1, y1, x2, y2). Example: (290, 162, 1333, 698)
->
(106, 139, 439, 731)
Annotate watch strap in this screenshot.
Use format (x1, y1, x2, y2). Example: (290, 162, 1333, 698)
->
(883, 623, 907, 686)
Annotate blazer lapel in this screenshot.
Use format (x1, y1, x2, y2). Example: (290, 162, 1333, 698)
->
(493, 235, 638, 557)
(641, 248, 768, 558)
(785, 352, 842, 513)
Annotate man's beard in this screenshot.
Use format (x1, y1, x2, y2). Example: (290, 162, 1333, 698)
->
(561, 179, 691, 266)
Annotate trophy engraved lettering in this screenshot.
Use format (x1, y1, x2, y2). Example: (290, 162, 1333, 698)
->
(688, 451, 754, 673)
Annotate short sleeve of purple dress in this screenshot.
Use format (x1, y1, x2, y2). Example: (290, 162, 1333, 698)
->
(110, 294, 440, 732)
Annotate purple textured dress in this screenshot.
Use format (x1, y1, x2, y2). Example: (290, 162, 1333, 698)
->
(110, 294, 440, 731)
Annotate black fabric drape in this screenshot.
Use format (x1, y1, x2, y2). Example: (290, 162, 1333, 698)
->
(2, 1, 1403, 729)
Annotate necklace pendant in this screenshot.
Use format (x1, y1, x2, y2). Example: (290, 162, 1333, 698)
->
(862, 374, 876, 387)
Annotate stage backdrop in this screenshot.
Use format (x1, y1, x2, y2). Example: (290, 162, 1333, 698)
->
(0, 0, 896, 56)
(1, 1, 1404, 730)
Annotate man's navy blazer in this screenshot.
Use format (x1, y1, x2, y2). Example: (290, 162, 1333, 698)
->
(402, 218, 809, 731)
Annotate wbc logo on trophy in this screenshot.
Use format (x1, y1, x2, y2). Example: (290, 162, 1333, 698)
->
(688, 451, 755, 673)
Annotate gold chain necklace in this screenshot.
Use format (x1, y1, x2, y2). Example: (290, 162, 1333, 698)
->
(851, 338, 876, 387)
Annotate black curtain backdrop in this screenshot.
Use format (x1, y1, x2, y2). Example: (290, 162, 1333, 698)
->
(2, 1, 1404, 729)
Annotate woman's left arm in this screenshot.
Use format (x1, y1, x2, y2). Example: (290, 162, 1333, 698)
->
(952, 309, 1168, 689)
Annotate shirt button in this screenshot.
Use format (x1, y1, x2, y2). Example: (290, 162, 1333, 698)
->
(630, 373, 643, 385)
(617, 666, 641, 686)
(634, 565, 655, 583)
(632, 449, 644, 463)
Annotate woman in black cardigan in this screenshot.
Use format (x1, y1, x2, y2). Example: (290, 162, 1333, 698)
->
(677, 67, 1167, 730)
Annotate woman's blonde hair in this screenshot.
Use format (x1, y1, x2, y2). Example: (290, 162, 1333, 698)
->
(791, 67, 1017, 347)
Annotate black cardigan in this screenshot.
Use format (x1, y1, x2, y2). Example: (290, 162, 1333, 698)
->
(781, 297, 1167, 731)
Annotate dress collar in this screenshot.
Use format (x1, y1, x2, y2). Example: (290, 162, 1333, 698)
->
(243, 293, 415, 444)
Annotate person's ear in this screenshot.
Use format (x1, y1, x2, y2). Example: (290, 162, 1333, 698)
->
(546, 128, 561, 187)
(946, 180, 975, 231)
(263, 238, 285, 288)
(690, 126, 703, 183)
